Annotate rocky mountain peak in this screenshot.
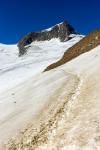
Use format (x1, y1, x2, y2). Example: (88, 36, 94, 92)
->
(42, 21, 75, 38)
(18, 21, 76, 56)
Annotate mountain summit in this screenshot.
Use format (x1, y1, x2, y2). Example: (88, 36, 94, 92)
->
(18, 21, 76, 55)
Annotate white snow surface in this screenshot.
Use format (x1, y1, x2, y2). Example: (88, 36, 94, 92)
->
(0, 36, 82, 92)
(0, 33, 100, 149)
(0, 44, 100, 149)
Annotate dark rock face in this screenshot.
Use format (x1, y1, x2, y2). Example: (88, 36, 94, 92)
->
(18, 21, 76, 56)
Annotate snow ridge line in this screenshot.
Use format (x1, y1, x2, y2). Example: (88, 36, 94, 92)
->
(45, 75, 83, 148)
(65, 75, 83, 117)
(33, 74, 83, 150)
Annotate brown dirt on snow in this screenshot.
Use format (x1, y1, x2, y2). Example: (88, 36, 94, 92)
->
(5, 74, 79, 150)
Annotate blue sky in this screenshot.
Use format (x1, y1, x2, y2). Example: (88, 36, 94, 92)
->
(0, 0, 100, 44)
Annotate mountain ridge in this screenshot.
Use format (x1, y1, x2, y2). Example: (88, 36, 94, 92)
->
(17, 21, 77, 56)
(44, 29, 100, 71)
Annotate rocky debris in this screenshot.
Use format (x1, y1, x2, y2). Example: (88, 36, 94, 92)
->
(17, 21, 76, 56)
(44, 29, 100, 71)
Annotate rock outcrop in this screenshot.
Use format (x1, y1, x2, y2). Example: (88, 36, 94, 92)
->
(17, 21, 76, 56)
(44, 29, 100, 71)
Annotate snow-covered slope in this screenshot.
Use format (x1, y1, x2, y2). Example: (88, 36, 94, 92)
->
(1, 45, 100, 150)
(0, 35, 82, 92)
(0, 20, 100, 149)
(1, 27, 100, 150)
